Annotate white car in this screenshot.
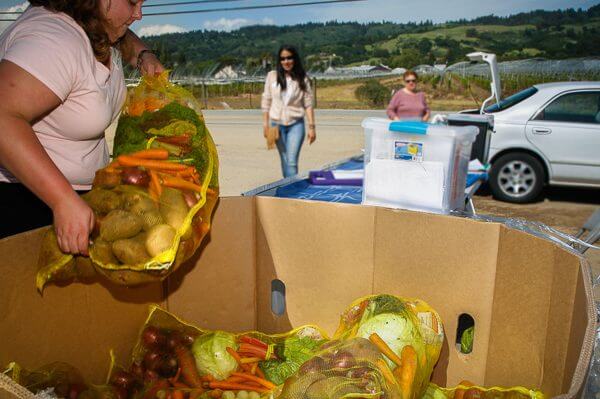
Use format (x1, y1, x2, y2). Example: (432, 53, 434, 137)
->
(484, 81, 600, 203)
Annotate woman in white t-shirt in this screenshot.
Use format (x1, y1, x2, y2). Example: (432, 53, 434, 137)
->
(0, 0, 163, 253)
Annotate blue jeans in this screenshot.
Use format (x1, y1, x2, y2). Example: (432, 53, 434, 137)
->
(275, 119, 305, 178)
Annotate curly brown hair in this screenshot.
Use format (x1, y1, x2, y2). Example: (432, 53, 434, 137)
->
(28, 0, 111, 64)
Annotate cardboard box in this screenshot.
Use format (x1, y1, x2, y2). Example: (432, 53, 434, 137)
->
(0, 197, 595, 398)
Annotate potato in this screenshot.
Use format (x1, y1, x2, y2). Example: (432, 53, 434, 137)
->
(82, 188, 122, 215)
(159, 188, 190, 231)
(145, 224, 177, 257)
(112, 234, 151, 265)
(92, 238, 119, 265)
(100, 210, 143, 242)
(140, 209, 164, 231)
(123, 191, 156, 215)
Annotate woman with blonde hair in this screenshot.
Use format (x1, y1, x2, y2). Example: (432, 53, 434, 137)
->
(386, 70, 430, 121)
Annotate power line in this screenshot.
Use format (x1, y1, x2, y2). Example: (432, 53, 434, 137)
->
(143, 0, 250, 8)
(0, 0, 365, 20)
(143, 0, 367, 16)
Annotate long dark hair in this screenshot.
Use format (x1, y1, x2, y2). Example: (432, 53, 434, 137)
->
(276, 45, 307, 92)
(28, 0, 112, 64)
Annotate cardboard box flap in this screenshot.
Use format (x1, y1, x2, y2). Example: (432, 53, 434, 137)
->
(254, 197, 376, 334)
(0, 228, 165, 383)
(372, 207, 501, 387)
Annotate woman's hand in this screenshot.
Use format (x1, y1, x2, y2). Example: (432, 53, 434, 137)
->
(263, 125, 269, 138)
(307, 126, 316, 145)
(138, 51, 165, 77)
(52, 192, 95, 256)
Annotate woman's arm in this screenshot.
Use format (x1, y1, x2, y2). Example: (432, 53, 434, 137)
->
(119, 29, 164, 76)
(305, 107, 316, 145)
(421, 93, 431, 122)
(303, 78, 316, 144)
(0, 60, 94, 254)
(261, 74, 273, 138)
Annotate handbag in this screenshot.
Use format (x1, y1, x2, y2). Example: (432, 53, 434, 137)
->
(266, 124, 280, 150)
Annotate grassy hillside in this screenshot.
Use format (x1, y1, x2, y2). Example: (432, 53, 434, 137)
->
(143, 4, 600, 74)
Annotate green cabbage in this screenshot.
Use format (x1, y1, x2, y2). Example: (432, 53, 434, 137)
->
(460, 326, 474, 354)
(192, 332, 237, 380)
(260, 335, 326, 385)
(353, 296, 424, 369)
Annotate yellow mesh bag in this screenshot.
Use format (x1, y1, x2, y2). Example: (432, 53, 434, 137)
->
(423, 382, 545, 399)
(331, 294, 444, 399)
(36, 72, 219, 290)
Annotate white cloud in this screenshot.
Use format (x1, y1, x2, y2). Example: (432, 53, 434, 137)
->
(202, 17, 275, 32)
(137, 24, 188, 37)
(0, 1, 28, 35)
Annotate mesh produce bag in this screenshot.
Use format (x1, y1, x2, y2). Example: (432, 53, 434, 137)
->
(331, 294, 444, 399)
(109, 306, 328, 399)
(422, 382, 545, 399)
(37, 72, 219, 290)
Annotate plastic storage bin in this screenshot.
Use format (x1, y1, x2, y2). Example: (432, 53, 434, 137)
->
(362, 118, 478, 214)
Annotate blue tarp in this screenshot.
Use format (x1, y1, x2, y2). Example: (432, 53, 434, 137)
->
(273, 158, 487, 204)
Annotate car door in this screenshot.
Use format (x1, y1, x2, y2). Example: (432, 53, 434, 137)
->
(526, 90, 600, 185)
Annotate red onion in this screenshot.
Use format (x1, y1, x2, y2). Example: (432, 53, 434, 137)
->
(142, 326, 167, 349)
(121, 167, 150, 187)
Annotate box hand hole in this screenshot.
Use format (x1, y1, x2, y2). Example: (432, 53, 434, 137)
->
(455, 313, 475, 354)
(271, 279, 286, 316)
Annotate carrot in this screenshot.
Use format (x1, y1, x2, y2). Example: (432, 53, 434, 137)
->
(375, 359, 396, 387)
(226, 347, 251, 372)
(394, 345, 417, 399)
(207, 389, 222, 399)
(207, 382, 269, 394)
(369, 333, 403, 367)
(149, 170, 163, 197)
(172, 390, 184, 399)
(171, 381, 190, 389)
(148, 181, 159, 202)
(223, 376, 247, 384)
(130, 148, 170, 160)
(454, 381, 475, 399)
(201, 375, 215, 383)
(117, 155, 188, 171)
(230, 372, 276, 390)
(189, 389, 204, 399)
(143, 379, 171, 399)
(156, 135, 191, 145)
(169, 368, 182, 385)
(254, 367, 265, 380)
(250, 363, 258, 375)
(239, 336, 268, 349)
(162, 176, 204, 193)
(174, 345, 203, 388)
(240, 357, 262, 364)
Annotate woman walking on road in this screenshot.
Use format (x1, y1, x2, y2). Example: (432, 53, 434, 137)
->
(262, 45, 316, 178)
(386, 70, 430, 122)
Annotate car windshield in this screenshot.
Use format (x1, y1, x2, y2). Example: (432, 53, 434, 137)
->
(485, 86, 538, 113)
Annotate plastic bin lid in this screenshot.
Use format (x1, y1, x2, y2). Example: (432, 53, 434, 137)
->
(362, 117, 479, 140)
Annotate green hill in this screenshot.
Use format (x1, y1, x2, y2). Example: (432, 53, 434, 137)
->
(142, 4, 600, 74)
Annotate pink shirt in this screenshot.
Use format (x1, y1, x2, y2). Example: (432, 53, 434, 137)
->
(386, 89, 429, 120)
(0, 6, 126, 190)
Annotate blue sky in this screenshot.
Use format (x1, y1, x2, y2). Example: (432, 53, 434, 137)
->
(1, 0, 598, 36)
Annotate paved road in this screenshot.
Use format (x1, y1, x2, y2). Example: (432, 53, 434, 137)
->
(203, 109, 387, 196)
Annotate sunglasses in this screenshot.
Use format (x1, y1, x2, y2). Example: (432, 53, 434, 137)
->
(405, 79, 417, 83)
(280, 56, 294, 61)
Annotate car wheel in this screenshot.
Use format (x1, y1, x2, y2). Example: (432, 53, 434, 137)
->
(489, 152, 545, 203)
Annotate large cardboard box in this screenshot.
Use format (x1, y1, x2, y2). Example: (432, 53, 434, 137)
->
(0, 197, 595, 398)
